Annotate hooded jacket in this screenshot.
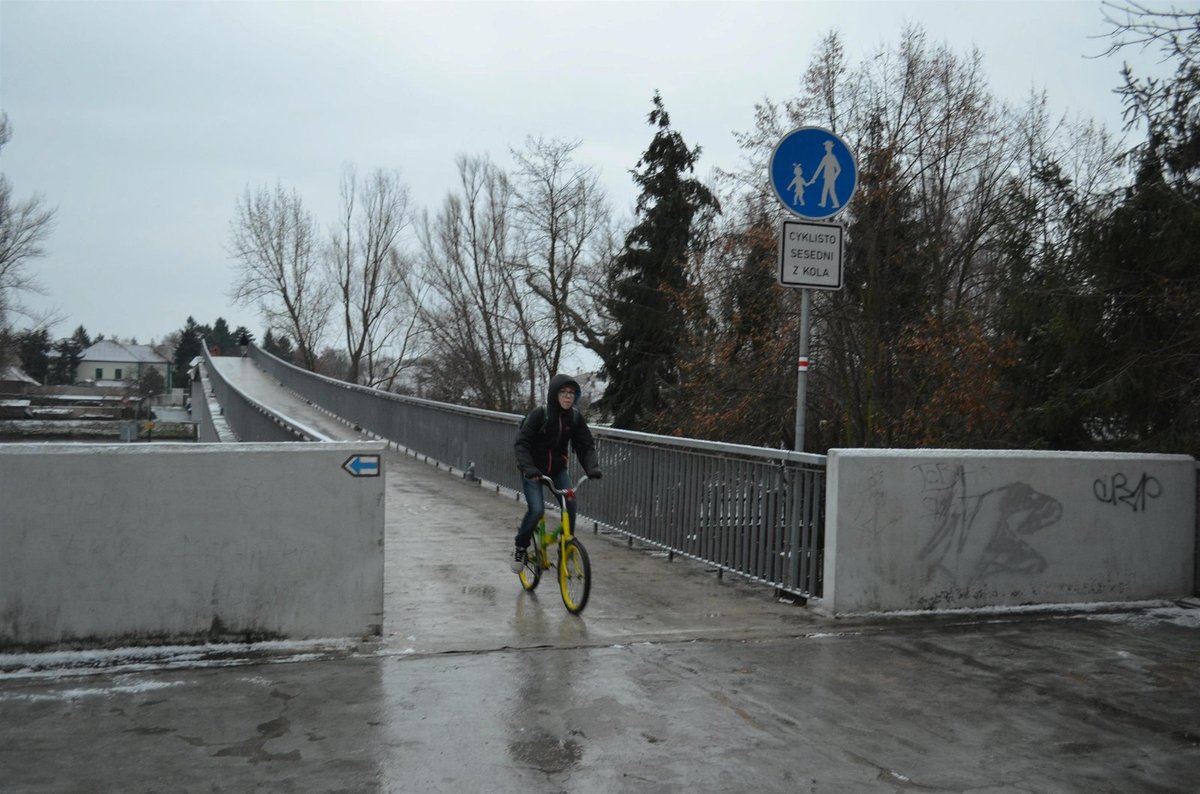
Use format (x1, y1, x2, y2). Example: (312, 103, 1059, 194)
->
(514, 374, 599, 478)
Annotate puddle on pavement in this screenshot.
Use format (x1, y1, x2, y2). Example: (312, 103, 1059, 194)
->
(461, 584, 498, 603)
(508, 728, 582, 774)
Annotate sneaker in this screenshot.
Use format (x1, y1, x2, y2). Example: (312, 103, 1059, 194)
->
(510, 547, 527, 574)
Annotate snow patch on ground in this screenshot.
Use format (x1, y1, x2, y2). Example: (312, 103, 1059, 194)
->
(0, 677, 190, 703)
(1087, 603, 1200, 629)
(854, 604, 1200, 628)
(0, 638, 366, 682)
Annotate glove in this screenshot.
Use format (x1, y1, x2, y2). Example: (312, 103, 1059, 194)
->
(586, 469, 602, 480)
(522, 467, 542, 480)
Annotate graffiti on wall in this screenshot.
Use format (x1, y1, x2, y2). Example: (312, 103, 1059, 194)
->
(1093, 472, 1162, 512)
(915, 463, 1063, 588)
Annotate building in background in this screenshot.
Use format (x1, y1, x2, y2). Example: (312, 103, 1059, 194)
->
(0, 366, 39, 394)
(80, 340, 172, 389)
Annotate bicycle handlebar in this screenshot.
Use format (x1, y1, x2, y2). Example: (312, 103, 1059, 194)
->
(540, 474, 589, 497)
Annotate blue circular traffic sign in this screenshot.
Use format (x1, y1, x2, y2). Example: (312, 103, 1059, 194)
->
(769, 127, 857, 220)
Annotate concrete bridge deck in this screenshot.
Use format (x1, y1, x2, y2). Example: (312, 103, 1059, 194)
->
(2, 357, 1198, 791)
(209, 355, 369, 442)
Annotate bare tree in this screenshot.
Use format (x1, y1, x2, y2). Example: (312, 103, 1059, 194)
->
(1101, 1, 1198, 54)
(557, 221, 622, 367)
(0, 113, 57, 363)
(510, 137, 610, 399)
(807, 29, 1028, 446)
(327, 166, 424, 387)
(359, 260, 431, 392)
(228, 183, 329, 370)
(416, 155, 529, 411)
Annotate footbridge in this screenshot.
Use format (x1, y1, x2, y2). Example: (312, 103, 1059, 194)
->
(205, 344, 830, 599)
(204, 343, 1197, 615)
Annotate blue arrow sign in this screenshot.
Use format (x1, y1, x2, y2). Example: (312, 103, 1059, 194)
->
(769, 127, 858, 220)
(342, 454, 381, 477)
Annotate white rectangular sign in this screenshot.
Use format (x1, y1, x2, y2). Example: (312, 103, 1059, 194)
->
(778, 219, 843, 290)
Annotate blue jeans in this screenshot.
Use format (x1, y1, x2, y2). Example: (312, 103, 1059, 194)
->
(516, 470, 574, 549)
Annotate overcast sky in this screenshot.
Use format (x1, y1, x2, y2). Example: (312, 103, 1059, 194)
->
(1, 0, 1168, 348)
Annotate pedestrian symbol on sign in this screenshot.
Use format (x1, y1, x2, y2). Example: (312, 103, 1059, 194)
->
(811, 141, 843, 209)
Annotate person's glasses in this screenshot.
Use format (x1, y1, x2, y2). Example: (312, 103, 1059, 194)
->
(558, 389, 575, 397)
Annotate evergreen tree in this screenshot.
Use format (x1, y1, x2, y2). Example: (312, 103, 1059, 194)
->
(172, 317, 205, 387)
(71, 324, 92, 351)
(1076, 153, 1200, 452)
(991, 156, 1105, 450)
(210, 317, 235, 354)
(50, 325, 89, 385)
(1109, 3, 1200, 195)
(16, 328, 50, 383)
(262, 329, 295, 363)
(1098, 4, 1200, 452)
(1007, 147, 1200, 454)
(599, 92, 719, 430)
(998, 6, 1200, 454)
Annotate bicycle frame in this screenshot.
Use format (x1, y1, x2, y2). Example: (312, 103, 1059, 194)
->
(540, 474, 587, 549)
(518, 474, 592, 613)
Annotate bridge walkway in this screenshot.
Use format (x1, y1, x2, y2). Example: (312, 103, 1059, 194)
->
(208, 353, 828, 652)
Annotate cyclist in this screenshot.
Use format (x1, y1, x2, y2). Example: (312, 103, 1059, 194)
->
(512, 374, 602, 572)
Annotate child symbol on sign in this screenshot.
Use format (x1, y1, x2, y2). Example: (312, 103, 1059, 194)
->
(786, 162, 807, 206)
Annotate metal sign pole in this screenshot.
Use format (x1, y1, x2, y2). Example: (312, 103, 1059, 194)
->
(795, 288, 810, 452)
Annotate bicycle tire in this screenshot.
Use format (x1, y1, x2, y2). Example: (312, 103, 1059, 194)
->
(519, 535, 543, 591)
(558, 538, 591, 614)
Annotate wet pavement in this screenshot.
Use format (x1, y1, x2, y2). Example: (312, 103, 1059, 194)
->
(2, 360, 1199, 792)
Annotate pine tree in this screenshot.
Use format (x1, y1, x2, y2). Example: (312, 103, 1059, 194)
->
(50, 325, 89, 385)
(71, 325, 91, 350)
(210, 317, 235, 354)
(172, 317, 205, 388)
(1077, 153, 1200, 451)
(16, 328, 50, 383)
(599, 92, 719, 430)
(262, 329, 295, 363)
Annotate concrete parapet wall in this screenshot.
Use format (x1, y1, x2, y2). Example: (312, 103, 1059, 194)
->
(192, 367, 234, 442)
(0, 442, 386, 649)
(820, 449, 1196, 615)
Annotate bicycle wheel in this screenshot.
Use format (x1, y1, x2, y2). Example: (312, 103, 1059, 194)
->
(558, 538, 591, 614)
(519, 535, 543, 591)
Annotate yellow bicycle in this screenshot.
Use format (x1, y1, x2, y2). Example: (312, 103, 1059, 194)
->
(518, 475, 592, 614)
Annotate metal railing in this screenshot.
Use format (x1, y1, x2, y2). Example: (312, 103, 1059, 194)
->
(247, 346, 827, 598)
(582, 428, 826, 598)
